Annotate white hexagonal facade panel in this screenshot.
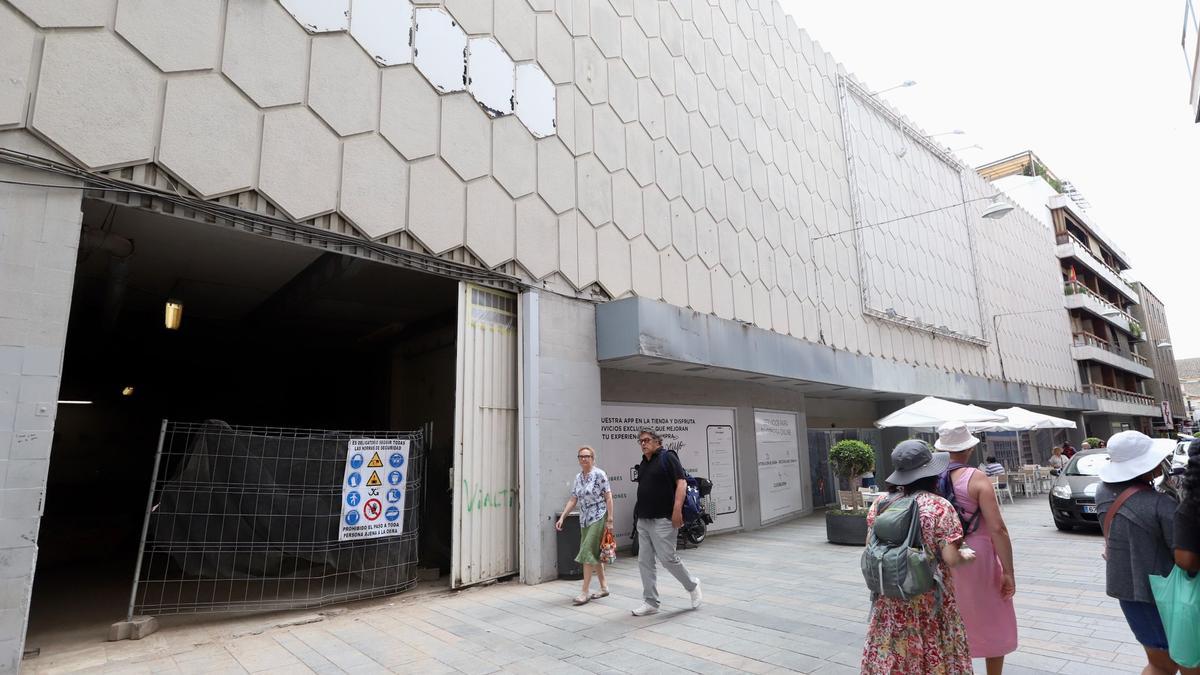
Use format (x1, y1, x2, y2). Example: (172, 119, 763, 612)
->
(536, 13, 573, 84)
(493, 0, 535, 61)
(259, 106, 341, 220)
(408, 159, 467, 254)
(350, 0, 414, 65)
(159, 75, 260, 198)
(537, 138, 575, 213)
(491, 116, 536, 198)
(32, 31, 162, 168)
(467, 38, 515, 117)
(514, 64, 556, 138)
(596, 224, 632, 297)
(445, 0, 492, 34)
(440, 94, 491, 181)
(467, 178, 516, 268)
(577, 155, 613, 226)
(115, 0, 223, 72)
(381, 66, 440, 160)
(414, 8, 467, 93)
(309, 33, 380, 136)
(0, 3, 36, 127)
(223, 0, 309, 108)
(340, 134, 409, 240)
(516, 197, 558, 279)
(280, 0, 348, 32)
(7, 0, 111, 27)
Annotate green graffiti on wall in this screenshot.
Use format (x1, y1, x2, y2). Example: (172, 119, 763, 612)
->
(463, 480, 518, 513)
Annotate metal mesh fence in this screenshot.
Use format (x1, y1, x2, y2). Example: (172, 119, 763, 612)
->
(129, 420, 424, 617)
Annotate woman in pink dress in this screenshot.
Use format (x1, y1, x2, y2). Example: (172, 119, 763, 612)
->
(936, 421, 1018, 675)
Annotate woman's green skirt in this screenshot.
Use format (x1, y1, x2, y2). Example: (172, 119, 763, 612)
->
(575, 518, 606, 565)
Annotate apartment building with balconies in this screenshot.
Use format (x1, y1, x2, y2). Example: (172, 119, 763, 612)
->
(1130, 282, 1186, 433)
(980, 151, 1158, 435)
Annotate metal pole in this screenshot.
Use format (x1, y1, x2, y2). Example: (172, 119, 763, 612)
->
(127, 419, 168, 621)
(994, 314, 1007, 382)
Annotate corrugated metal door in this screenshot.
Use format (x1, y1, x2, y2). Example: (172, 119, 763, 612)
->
(451, 283, 519, 588)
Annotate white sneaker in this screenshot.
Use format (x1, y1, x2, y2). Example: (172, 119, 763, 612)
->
(689, 579, 702, 609)
(631, 603, 659, 616)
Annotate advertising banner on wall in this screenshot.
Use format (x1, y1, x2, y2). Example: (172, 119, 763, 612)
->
(600, 403, 740, 542)
(754, 410, 803, 521)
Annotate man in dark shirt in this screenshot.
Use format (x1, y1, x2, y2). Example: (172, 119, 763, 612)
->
(631, 429, 701, 616)
(1062, 441, 1077, 459)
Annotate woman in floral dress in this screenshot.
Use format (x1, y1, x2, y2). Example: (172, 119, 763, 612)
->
(861, 440, 975, 675)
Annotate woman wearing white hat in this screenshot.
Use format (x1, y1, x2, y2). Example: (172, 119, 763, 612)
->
(1095, 431, 1193, 675)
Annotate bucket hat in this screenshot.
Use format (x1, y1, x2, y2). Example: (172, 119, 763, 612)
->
(934, 420, 980, 452)
(1098, 431, 1173, 483)
(885, 439, 950, 485)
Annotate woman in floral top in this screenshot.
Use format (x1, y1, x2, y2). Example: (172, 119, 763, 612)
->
(555, 446, 613, 605)
(862, 440, 976, 675)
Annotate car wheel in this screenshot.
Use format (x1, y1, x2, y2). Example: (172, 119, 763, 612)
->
(1054, 520, 1072, 532)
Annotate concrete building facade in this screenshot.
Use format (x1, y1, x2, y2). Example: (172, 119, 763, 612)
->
(0, 0, 1096, 668)
(1131, 282, 1186, 432)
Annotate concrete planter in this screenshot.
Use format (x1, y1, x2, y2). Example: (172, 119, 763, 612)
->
(825, 510, 868, 546)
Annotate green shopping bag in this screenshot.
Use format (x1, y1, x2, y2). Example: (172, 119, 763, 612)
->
(1149, 566, 1200, 668)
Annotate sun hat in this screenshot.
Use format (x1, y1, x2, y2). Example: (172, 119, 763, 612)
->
(1098, 431, 1174, 483)
(934, 420, 980, 452)
(885, 439, 950, 485)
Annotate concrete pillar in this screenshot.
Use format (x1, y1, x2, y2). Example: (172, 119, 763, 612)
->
(0, 142, 83, 671)
(518, 291, 600, 585)
(875, 400, 912, 481)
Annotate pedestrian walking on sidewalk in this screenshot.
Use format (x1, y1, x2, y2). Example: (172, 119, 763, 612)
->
(1096, 431, 1197, 675)
(936, 422, 1018, 675)
(555, 446, 614, 606)
(630, 429, 701, 616)
(1175, 439, 1200, 576)
(861, 439, 975, 674)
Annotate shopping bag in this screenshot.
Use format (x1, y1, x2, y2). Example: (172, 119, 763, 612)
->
(1149, 566, 1200, 668)
(600, 529, 616, 565)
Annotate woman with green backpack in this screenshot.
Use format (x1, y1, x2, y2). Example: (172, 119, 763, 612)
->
(860, 439, 977, 675)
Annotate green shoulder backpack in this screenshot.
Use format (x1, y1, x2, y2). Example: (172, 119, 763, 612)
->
(860, 494, 943, 603)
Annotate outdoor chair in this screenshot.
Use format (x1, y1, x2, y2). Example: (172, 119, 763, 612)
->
(991, 474, 1014, 505)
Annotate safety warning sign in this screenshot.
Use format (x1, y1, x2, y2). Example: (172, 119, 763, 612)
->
(340, 439, 409, 541)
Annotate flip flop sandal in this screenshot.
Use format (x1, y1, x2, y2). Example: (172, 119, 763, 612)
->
(589, 589, 609, 599)
(572, 596, 590, 606)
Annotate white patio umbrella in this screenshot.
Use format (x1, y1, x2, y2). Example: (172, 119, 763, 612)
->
(875, 396, 1006, 429)
(990, 407, 1077, 431)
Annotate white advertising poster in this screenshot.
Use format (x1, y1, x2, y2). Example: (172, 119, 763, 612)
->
(339, 439, 410, 541)
(600, 403, 740, 543)
(754, 409, 803, 521)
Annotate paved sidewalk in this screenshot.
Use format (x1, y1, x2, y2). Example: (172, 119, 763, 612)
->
(25, 498, 1147, 674)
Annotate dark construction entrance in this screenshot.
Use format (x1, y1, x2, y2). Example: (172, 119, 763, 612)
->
(27, 200, 459, 651)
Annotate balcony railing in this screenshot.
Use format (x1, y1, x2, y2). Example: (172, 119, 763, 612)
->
(1072, 331, 1150, 366)
(1084, 383, 1156, 407)
(1056, 232, 1138, 300)
(1063, 281, 1145, 339)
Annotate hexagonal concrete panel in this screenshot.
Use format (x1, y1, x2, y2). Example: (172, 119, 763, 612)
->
(687, 258, 712, 313)
(514, 64, 556, 138)
(654, 138, 681, 199)
(592, 105, 626, 172)
(611, 171, 644, 239)
(414, 8, 467, 93)
(537, 137, 576, 214)
(717, 218, 740, 274)
(159, 75, 260, 198)
(381, 66, 439, 160)
(630, 236, 662, 299)
(351, 0, 414, 65)
(309, 33, 381, 136)
(643, 186, 671, 251)
(738, 229, 760, 283)
(32, 31, 161, 168)
(536, 14, 574, 85)
(660, 248, 687, 307)
(408, 159, 467, 254)
(223, 0, 309, 108)
(116, 0, 222, 72)
(596, 224, 632, 297)
(711, 267, 734, 319)
(494, 0, 535, 61)
(0, 4, 36, 127)
(468, 38, 515, 117)
(516, 196, 558, 279)
(280, 0, 348, 32)
(440, 94, 491, 181)
(625, 123, 655, 187)
(622, 17, 650, 77)
(7, 0, 111, 27)
(259, 106, 341, 221)
(695, 210, 718, 269)
(608, 61, 639, 123)
(590, 0, 621, 57)
(340, 134, 409, 240)
(680, 154, 705, 211)
(445, 0, 491, 35)
(466, 178, 516, 268)
(492, 116, 536, 198)
(670, 199, 696, 259)
(577, 154, 613, 226)
(574, 38, 608, 105)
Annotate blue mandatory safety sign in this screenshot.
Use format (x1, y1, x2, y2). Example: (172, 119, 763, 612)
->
(346, 490, 361, 507)
(389, 452, 405, 468)
(386, 488, 402, 503)
(345, 510, 360, 526)
(349, 453, 364, 469)
(347, 472, 362, 488)
(388, 470, 403, 485)
(385, 506, 400, 522)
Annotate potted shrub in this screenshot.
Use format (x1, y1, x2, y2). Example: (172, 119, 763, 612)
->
(1085, 436, 1103, 448)
(825, 439, 875, 545)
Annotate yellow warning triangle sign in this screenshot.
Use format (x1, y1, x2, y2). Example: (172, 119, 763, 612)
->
(365, 471, 383, 487)
(366, 452, 384, 468)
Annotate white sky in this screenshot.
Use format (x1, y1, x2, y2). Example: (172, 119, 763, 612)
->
(782, 0, 1200, 359)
